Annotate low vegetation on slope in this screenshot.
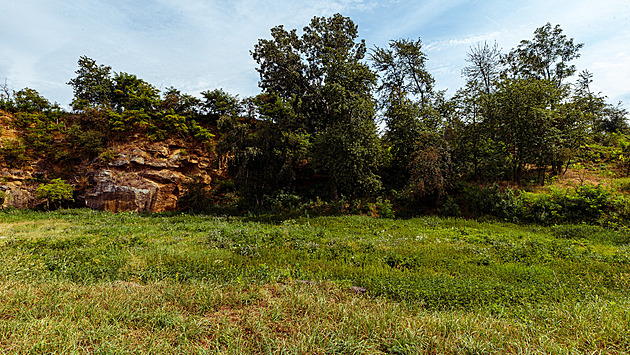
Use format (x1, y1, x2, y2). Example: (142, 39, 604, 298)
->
(1, 209, 628, 353)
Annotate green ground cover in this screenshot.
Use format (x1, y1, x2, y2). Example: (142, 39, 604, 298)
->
(1, 209, 629, 353)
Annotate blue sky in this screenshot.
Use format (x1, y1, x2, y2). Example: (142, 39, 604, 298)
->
(1, 0, 629, 108)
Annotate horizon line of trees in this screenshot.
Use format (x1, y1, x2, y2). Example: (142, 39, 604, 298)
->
(1, 14, 629, 213)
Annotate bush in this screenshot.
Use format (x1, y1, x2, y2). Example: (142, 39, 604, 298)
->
(613, 178, 630, 193)
(263, 191, 304, 214)
(440, 196, 461, 217)
(0, 139, 29, 168)
(455, 183, 628, 227)
(457, 184, 520, 221)
(177, 175, 212, 212)
(374, 197, 395, 218)
(36, 178, 74, 210)
(518, 192, 561, 224)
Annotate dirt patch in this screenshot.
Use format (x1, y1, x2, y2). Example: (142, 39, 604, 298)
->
(0, 111, 18, 141)
(547, 168, 612, 190)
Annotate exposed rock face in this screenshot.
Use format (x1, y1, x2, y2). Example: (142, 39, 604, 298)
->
(0, 137, 221, 213)
(76, 140, 218, 212)
(0, 169, 38, 209)
(0, 113, 38, 209)
(83, 170, 164, 212)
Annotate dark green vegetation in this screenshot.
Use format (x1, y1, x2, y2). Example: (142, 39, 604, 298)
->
(0, 209, 629, 353)
(1, 15, 628, 219)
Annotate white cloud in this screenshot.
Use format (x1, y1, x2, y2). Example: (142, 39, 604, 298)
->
(1, 0, 386, 106)
(424, 32, 501, 52)
(0, 0, 628, 108)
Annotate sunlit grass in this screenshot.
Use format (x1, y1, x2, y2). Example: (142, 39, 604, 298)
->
(1, 209, 629, 353)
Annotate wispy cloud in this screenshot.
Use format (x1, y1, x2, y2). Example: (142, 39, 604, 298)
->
(1, 0, 629, 107)
(424, 32, 501, 52)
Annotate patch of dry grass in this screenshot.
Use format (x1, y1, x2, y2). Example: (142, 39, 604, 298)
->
(0, 279, 628, 354)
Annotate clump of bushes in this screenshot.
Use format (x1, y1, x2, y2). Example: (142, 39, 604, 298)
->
(454, 184, 520, 221)
(177, 176, 239, 214)
(36, 178, 74, 210)
(451, 183, 630, 227)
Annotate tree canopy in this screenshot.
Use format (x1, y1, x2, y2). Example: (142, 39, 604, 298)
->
(248, 13, 384, 200)
(1, 18, 629, 215)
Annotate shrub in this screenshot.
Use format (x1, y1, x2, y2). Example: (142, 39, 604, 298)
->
(36, 178, 74, 210)
(66, 125, 107, 158)
(519, 184, 625, 225)
(0, 139, 29, 168)
(374, 197, 395, 218)
(263, 191, 304, 213)
(458, 184, 520, 221)
(440, 196, 462, 217)
(562, 184, 612, 222)
(613, 178, 630, 193)
(455, 183, 627, 227)
(177, 175, 212, 212)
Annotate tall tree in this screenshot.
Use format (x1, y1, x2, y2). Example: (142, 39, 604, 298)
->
(251, 14, 383, 199)
(462, 41, 502, 95)
(503, 23, 583, 85)
(450, 42, 505, 181)
(111, 72, 160, 113)
(67, 56, 114, 111)
(160, 87, 201, 116)
(372, 38, 450, 197)
(491, 78, 568, 184)
(477, 24, 587, 183)
(217, 93, 309, 206)
(573, 70, 629, 134)
(200, 89, 241, 123)
(371, 38, 434, 103)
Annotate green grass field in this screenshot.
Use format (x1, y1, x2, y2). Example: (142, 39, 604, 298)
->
(1, 209, 629, 353)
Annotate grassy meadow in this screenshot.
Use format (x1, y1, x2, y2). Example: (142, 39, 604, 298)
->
(1, 209, 629, 353)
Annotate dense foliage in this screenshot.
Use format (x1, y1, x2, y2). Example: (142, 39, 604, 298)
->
(0, 15, 629, 222)
(35, 178, 74, 210)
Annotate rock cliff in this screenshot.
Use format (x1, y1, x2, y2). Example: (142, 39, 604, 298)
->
(0, 135, 221, 212)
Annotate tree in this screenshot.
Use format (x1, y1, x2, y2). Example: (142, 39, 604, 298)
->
(448, 83, 512, 182)
(111, 72, 160, 112)
(160, 87, 201, 116)
(503, 23, 583, 85)
(216, 95, 309, 206)
(491, 78, 568, 184)
(406, 131, 452, 199)
(597, 103, 629, 134)
(251, 14, 383, 199)
(67, 56, 114, 111)
(448, 42, 506, 181)
(574, 70, 630, 134)
(0, 78, 10, 103)
(200, 89, 241, 123)
(454, 24, 589, 185)
(12, 88, 52, 113)
(462, 41, 502, 95)
(371, 38, 450, 193)
(379, 93, 424, 188)
(371, 38, 434, 103)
